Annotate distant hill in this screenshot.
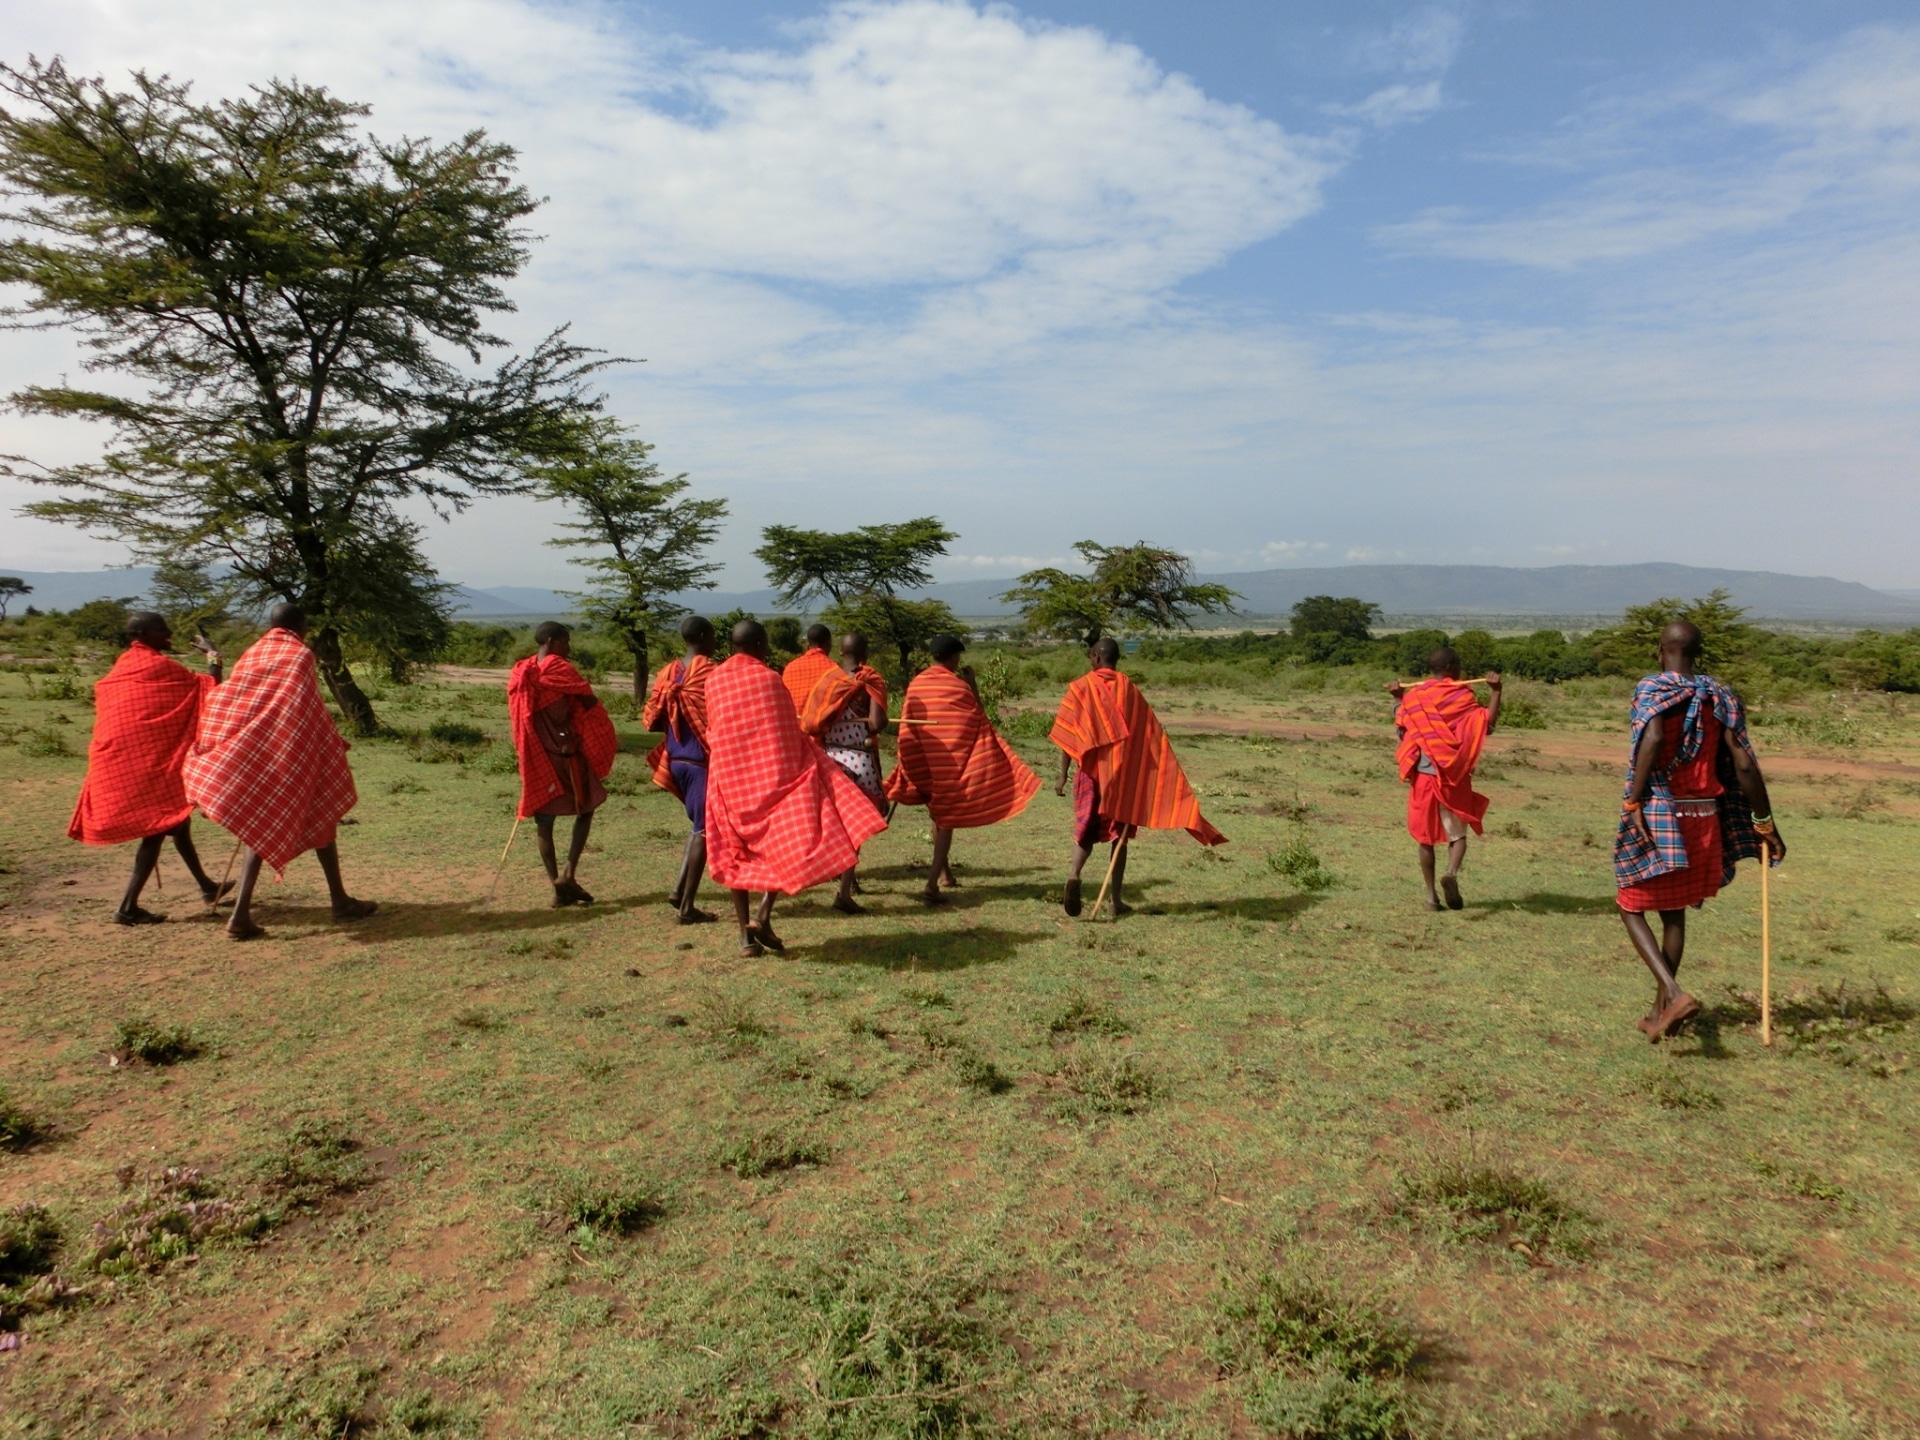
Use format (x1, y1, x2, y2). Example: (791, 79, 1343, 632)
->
(8, 562, 1918, 627)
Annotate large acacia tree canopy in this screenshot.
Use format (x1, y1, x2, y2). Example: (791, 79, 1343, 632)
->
(0, 59, 608, 731)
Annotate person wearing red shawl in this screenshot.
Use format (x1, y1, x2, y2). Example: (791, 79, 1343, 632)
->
(1050, 637, 1225, 918)
(508, 621, 619, 908)
(182, 604, 373, 940)
(781, 623, 836, 716)
(1388, 647, 1503, 911)
(642, 615, 717, 923)
(800, 632, 890, 913)
(705, 619, 888, 956)
(885, 634, 1040, 904)
(1617, 621, 1785, 1040)
(69, 611, 231, 925)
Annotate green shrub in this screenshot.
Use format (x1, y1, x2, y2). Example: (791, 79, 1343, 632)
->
(1396, 1160, 1592, 1259)
(86, 1166, 260, 1275)
(114, 1019, 205, 1066)
(426, 718, 486, 746)
(1056, 1046, 1156, 1117)
(19, 727, 74, 758)
(0, 1089, 51, 1151)
(1268, 836, 1335, 892)
(713, 1129, 830, 1179)
(548, 1173, 667, 1235)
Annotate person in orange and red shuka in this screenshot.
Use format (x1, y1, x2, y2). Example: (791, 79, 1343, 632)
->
(704, 619, 888, 958)
(70, 611, 231, 925)
(642, 615, 717, 924)
(781, 622, 836, 716)
(508, 620, 618, 908)
(1388, 647, 1503, 912)
(885, 633, 1040, 905)
(799, 631, 890, 914)
(183, 603, 374, 940)
(1050, 636, 1225, 918)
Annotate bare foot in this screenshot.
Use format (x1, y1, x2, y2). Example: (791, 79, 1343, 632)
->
(752, 924, 785, 954)
(113, 907, 167, 927)
(1424, 896, 1444, 912)
(1111, 900, 1133, 918)
(677, 907, 718, 925)
(331, 897, 378, 922)
(940, 870, 959, 889)
(739, 932, 764, 958)
(227, 918, 267, 941)
(920, 888, 948, 906)
(1440, 875, 1463, 910)
(831, 896, 865, 916)
(201, 880, 236, 906)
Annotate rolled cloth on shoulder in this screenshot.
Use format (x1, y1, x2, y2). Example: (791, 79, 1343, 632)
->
(884, 665, 1040, 829)
(641, 653, 713, 800)
(800, 663, 888, 737)
(782, 648, 837, 716)
(508, 651, 618, 819)
(182, 628, 357, 873)
(68, 644, 215, 846)
(1393, 678, 1491, 834)
(703, 653, 888, 894)
(1050, 669, 1225, 846)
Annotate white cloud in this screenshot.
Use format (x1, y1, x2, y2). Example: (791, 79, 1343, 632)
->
(1349, 8, 1464, 77)
(1327, 80, 1444, 130)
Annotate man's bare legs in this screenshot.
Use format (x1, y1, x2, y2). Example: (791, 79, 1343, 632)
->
(535, 812, 594, 905)
(922, 825, 956, 903)
(1621, 907, 1694, 1038)
(731, 887, 779, 955)
(227, 841, 374, 939)
(671, 830, 714, 922)
(115, 820, 226, 924)
(1064, 837, 1128, 917)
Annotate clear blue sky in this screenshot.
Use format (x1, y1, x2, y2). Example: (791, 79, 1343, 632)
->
(4, 0, 1917, 587)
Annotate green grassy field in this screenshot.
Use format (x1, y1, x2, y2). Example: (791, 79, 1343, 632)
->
(2, 659, 1917, 1439)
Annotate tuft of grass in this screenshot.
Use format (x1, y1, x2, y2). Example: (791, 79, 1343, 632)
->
(950, 1046, 1014, 1096)
(1496, 821, 1531, 840)
(1268, 835, 1335, 892)
(427, 719, 486, 746)
(1748, 1155, 1855, 1210)
(452, 1009, 503, 1032)
(113, 1019, 205, 1066)
(86, 1165, 262, 1276)
(696, 990, 771, 1051)
(846, 1014, 891, 1040)
(387, 777, 429, 795)
(1045, 992, 1131, 1038)
(0, 1204, 69, 1330)
(0, 1088, 52, 1150)
(1056, 1046, 1157, 1118)
(548, 1173, 668, 1237)
(1634, 1070, 1723, 1111)
(249, 1118, 374, 1222)
(900, 984, 952, 1010)
(792, 1247, 1001, 1435)
(228, 1356, 382, 1438)
(713, 1128, 831, 1179)
(1395, 1159, 1592, 1260)
(19, 727, 75, 758)
(1214, 1266, 1422, 1440)
(1432, 1079, 1485, 1114)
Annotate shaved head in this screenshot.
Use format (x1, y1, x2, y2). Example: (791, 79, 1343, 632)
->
(125, 611, 170, 646)
(269, 602, 306, 635)
(1089, 636, 1120, 667)
(682, 614, 714, 643)
(534, 620, 570, 644)
(841, 632, 869, 664)
(731, 618, 769, 659)
(806, 623, 831, 650)
(1661, 620, 1703, 662)
(1427, 647, 1461, 678)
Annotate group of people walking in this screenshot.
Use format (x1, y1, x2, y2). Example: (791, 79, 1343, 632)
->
(66, 607, 1782, 1041)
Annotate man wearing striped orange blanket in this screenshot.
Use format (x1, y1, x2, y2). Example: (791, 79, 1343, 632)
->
(1050, 637, 1225, 918)
(1389, 646, 1502, 911)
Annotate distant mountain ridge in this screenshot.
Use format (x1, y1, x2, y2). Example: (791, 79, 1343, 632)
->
(6, 562, 1917, 626)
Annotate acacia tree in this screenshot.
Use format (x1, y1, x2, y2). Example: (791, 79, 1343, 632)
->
(0, 61, 605, 732)
(1000, 540, 1238, 647)
(0, 577, 29, 620)
(531, 417, 727, 698)
(755, 517, 958, 678)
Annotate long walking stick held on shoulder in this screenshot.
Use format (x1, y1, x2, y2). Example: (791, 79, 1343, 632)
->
(1090, 835, 1128, 921)
(1760, 853, 1773, 1047)
(484, 816, 523, 906)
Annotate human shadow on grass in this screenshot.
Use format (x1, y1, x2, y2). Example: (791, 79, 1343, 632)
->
(1462, 892, 1617, 917)
(792, 925, 1047, 971)
(786, 880, 1058, 914)
(1138, 893, 1323, 923)
(855, 862, 1049, 884)
(314, 893, 661, 943)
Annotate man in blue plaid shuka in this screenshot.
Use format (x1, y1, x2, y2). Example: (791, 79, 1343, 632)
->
(1616, 621, 1786, 1043)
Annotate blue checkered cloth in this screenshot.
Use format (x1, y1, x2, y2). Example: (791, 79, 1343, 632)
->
(1613, 672, 1781, 891)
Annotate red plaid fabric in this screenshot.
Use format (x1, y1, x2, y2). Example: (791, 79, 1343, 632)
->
(69, 644, 215, 846)
(704, 653, 888, 894)
(508, 653, 618, 819)
(1051, 668, 1225, 846)
(182, 628, 357, 873)
(884, 665, 1040, 829)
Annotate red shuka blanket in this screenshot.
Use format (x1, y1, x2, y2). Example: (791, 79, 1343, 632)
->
(1394, 678, 1492, 831)
(182, 628, 357, 872)
(884, 665, 1040, 829)
(641, 653, 713, 798)
(1050, 668, 1225, 846)
(800, 663, 888, 738)
(781, 648, 836, 716)
(69, 644, 215, 846)
(704, 653, 888, 894)
(508, 653, 618, 820)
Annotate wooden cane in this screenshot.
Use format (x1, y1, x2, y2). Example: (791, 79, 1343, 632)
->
(209, 838, 242, 909)
(1089, 835, 1128, 920)
(484, 816, 523, 905)
(1760, 853, 1773, 1047)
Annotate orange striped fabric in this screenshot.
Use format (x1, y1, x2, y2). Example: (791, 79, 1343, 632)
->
(1393, 677, 1491, 829)
(781, 648, 837, 716)
(800, 664, 888, 737)
(1050, 667, 1225, 846)
(884, 665, 1040, 829)
(641, 653, 712, 797)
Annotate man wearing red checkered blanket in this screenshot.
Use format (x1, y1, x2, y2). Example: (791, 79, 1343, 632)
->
(183, 604, 375, 940)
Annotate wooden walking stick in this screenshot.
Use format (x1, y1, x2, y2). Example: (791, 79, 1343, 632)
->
(1760, 852, 1773, 1047)
(209, 837, 242, 909)
(484, 816, 523, 906)
(1089, 835, 1128, 920)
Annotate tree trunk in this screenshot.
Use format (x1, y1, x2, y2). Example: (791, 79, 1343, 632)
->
(629, 628, 649, 702)
(312, 625, 379, 736)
